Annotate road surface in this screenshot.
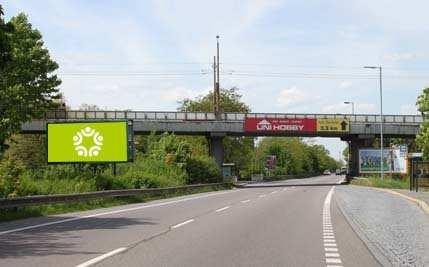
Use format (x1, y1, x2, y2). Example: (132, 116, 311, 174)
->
(0, 175, 380, 266)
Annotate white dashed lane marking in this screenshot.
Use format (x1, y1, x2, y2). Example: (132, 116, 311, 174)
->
(171, 219, 194, 229)
(76, 247, 127, 267)
(322, 187, 343, 267)
(215, 206, 230, 213)
(241, 199, 251, 203)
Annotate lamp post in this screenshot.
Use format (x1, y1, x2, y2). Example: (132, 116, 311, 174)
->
(344, 101, 355, 114)
(364, 66, 384, 180)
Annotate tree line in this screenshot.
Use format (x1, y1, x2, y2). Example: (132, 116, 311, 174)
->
(0, 6, 342, 199)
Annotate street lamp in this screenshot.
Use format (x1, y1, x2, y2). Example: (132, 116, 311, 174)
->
(364, 66, 384, 180)
(344, 101, 355, 114)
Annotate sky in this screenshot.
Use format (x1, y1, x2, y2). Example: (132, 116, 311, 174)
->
(3, 0, 429, 161)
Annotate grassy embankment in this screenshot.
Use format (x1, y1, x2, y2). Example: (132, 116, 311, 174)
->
(350, 175, 409, 189)
(0, 148, 225, 222)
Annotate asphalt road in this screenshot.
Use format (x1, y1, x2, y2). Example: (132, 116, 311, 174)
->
(0, 175, 380, 267)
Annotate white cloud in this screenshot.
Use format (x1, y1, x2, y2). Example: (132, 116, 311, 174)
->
(322, 102, 376, 114)
(339, 81, 352, 89)
(158, 86, 210, 102)
(277, 86, 313, 108)
(383, 52, 420, 62)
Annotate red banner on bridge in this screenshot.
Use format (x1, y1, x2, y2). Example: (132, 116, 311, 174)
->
(244, 118, 317, 132)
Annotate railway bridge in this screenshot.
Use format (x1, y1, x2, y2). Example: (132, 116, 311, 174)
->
(22, 110, 422, 177)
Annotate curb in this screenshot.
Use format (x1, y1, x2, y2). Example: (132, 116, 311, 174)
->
(370, 187, 429, 215)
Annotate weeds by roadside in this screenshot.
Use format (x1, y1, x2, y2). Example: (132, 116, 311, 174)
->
(351, 176, 409, 189)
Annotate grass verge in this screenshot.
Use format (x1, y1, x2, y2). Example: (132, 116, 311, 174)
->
(0, 183, 232, 223)
(350, 176, 409, 189)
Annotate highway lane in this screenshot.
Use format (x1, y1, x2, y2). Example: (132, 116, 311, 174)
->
(0, 175, 379, 267)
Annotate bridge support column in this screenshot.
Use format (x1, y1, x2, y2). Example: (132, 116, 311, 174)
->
(346, 136, 374, 178)
(207, 133, 225, 167)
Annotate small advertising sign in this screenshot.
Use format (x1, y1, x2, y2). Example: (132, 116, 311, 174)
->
(317, 118, 349, 132)
(244, 118, 317, 133)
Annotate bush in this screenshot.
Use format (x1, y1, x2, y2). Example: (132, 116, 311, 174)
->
(0, 159, 25, 198)
(186, 156, 221, 184)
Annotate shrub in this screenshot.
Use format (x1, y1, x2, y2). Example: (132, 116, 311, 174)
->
(0, 159, 25, 198)
(186, 156, 221, 184)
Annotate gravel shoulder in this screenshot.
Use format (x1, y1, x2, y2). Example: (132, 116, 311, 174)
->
(335, 185, 429, 267)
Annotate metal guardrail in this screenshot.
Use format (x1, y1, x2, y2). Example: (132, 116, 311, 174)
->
(0, 183, 231, 209)
(43, 110, 423, 124)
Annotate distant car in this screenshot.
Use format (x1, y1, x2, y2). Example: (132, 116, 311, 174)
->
(323, 170, 331, 175)
(335, 169, 341, 175)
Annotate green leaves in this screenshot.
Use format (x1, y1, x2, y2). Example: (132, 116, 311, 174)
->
(416, 87, 429, 159)
(417, 87, 429, 115)
(179, 87, 254, 174)
(179, 87, 250, 113)
(0, 12, 61, 153)
(255, 137, 339, 176)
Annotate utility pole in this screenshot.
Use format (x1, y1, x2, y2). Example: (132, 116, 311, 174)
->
(213, 55, 217, 115)
(214, 35, 221, 120)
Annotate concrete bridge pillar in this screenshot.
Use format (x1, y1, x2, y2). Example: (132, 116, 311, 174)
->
(344, 136, 374, 178)
(207, 133, 225, 167)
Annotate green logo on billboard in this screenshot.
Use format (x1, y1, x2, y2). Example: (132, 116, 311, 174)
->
(72, 126, 103, 157)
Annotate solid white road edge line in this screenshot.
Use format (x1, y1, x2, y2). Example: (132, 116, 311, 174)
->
(76, 247, 127, 267)
(215, 206, 230, 212)
(0, 190, 235, 236)
(171, 219, 195, 229)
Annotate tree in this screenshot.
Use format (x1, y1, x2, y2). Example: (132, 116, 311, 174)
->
(255, 137, 339, 176)
(342, 146, 349, 163)
(180, 87, 251, 113)
(0, 12, 61, 153)
(416, 87, 429, 158)
(0, 4, 13, 70)
(179, 87, 254, 175)
(3, 134, 46, 169)
(78, 103, 102, 111)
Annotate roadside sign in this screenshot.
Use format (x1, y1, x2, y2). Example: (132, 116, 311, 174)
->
(47, 121, 133, 163)
(317, 118, 349, 132)
(359, 148, 407, 174)
(265, 155, 277, 170)
(244, 118, 316, 132)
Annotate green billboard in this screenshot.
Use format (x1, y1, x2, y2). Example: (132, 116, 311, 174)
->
(47, 121, 132, 163)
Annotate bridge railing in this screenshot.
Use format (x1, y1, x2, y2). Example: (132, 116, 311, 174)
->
(43, 110, 423, 124)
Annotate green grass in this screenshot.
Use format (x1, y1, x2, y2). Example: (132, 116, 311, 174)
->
(0, 183, 232, 222)
(351, 176, 409, 189)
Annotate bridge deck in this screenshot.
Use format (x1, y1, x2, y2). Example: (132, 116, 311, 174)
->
(21, 110, 421, 138)
(42, 110, 423, 124)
